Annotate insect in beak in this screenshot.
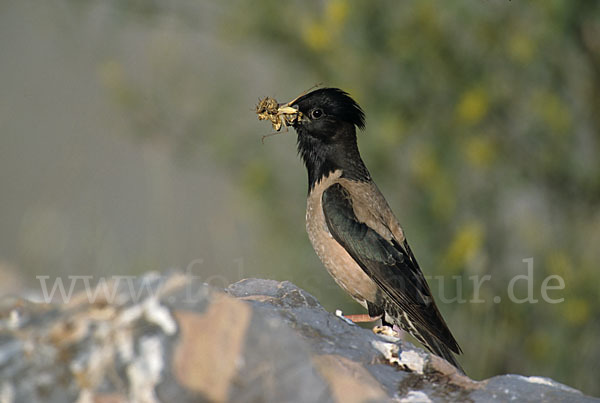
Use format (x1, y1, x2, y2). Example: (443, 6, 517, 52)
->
(256, 84, 320, 142)
(256, 98, 302, 142)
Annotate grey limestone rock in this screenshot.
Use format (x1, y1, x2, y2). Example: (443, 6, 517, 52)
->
(0, 273, 596, 402)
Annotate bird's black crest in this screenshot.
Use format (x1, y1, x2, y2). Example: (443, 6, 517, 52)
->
(292, 88, 366, 130)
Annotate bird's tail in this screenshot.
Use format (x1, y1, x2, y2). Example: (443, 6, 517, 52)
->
(418, 330, 465, 375)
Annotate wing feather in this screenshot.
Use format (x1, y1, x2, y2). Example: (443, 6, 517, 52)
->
(322, 183, 461, 354)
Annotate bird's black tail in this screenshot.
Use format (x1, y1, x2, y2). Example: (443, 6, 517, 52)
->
(418, 330, 465, 374)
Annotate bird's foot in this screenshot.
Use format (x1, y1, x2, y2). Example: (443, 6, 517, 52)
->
(373, 325, 401, 340)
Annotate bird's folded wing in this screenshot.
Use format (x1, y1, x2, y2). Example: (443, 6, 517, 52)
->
(322, 183, 461, 354)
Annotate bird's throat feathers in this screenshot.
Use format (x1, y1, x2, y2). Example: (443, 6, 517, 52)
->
(296, 124, 371, 192)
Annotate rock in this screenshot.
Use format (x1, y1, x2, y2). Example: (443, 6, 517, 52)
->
(0, 273, 596, 402)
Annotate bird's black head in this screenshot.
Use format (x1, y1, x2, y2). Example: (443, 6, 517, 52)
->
(287, 88, 370, 191)
(290, 88, 365, 135)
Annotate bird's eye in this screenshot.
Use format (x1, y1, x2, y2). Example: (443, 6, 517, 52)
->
(310, 108, 323, 119)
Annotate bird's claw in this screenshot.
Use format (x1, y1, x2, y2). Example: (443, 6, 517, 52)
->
(373, 325, 401, 341)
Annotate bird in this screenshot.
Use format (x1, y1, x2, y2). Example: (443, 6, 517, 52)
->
(267, 87, 464, 372)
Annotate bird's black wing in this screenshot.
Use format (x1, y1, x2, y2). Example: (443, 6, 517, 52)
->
(322, 183, 461, 355)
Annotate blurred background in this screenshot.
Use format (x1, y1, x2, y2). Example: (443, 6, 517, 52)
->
(1, 0, 599, 396)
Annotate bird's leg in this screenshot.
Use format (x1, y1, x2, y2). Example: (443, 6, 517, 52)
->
(335, 310, 380, 325)
(344, 313, 382, 323)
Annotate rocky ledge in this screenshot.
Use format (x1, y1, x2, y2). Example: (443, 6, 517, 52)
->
(0, 273, 596, 402)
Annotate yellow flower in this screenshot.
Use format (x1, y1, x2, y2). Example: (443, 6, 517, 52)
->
(562, 298, 590, 326)
(443, 222, 484, 272)
(302, 22, 332, 52)
(326, 0, 348, 29)
(456, 87, 489, 125)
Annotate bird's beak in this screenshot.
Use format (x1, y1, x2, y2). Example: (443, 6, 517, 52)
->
(277, 103, 302, 126)
(277, 105, 299, 115)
